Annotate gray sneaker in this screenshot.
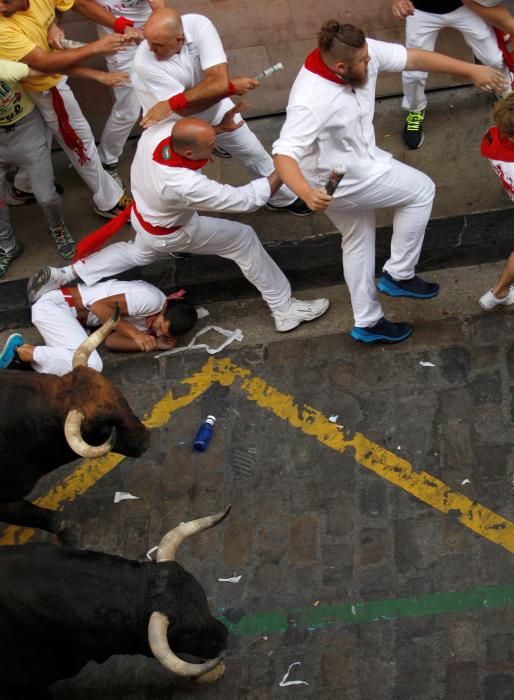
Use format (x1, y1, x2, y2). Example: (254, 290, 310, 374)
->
(0, 241, 24, 279)
(27, 265, 71, 303)
(49, 224, 76, 260)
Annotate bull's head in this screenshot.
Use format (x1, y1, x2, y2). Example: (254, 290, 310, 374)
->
(148, 508, 231, 683)
(63, 307, 150, 459)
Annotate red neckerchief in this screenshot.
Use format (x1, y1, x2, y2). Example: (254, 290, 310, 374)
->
(481, 126, 514, 163)
(152, 138, 208, 170)
(304, 48, 348, 86)
(145, 288, 187, 335)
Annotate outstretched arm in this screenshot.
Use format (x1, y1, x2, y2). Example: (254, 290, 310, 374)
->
(20, 34, 127, 72)
(405, 48, 508, 92)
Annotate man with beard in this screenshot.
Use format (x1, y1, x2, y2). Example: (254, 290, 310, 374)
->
(272, 20, 506, 344)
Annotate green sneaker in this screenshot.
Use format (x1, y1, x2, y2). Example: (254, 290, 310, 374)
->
(403, 110, 425, 149)
(0, 240, 24, 279)
(49, 224, 76, 260)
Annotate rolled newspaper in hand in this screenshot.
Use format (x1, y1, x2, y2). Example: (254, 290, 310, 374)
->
(325, 165, 347, 196)
(254, 62, 284, 81)
(60, 38, 87, 49)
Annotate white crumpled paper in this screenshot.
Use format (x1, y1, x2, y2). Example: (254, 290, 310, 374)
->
(156, 325, 243, 358)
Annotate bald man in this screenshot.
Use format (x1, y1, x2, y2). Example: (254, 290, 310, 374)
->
(28, 113, 329, 333)
(131, 8, 311, 216)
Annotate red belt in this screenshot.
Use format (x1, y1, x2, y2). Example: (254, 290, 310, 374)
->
(132, 201, 181, 236)
(61, 287, 75, 308)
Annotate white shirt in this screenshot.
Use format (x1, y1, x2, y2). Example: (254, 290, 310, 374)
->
(272, 39, 408, 195)
(78, 279, 166, 331)
(132, 13, 234, 123)
(130, 121, 271, 229)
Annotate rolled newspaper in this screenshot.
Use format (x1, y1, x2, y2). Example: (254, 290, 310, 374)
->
(60, 38, 86, 49)
(254, 62, 283, 81)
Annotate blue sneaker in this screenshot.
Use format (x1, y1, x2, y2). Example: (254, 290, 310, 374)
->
(0, 333, 24, 368)
(378, 271, 439, 299)
(351, 317, 413, 344)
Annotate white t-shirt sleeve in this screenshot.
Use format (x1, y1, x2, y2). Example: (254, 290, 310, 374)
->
(272, 104, 322, 163)
(0, 59, 29, 82)
(472, 0, 502, 5)
(189, 14, 227, 70)
(134, 45, 185, 99)
(368, 38, 408, 74)
(124, 281, 166, 318)
(163, 171, 271, 212)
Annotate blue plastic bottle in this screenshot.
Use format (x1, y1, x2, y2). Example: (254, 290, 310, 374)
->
(193, 415, 216, 452)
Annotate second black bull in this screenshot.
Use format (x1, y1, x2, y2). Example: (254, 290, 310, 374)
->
(0, 309, 150, 538)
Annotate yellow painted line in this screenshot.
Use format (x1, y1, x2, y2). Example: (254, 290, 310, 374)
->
(3, 357, 514, 555)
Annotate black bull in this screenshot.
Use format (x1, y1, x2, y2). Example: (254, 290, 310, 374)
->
(0, 310, 150, 538)
(0, 509, 230, 698)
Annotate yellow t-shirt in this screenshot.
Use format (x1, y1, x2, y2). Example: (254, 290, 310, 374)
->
(0, 0, 74, 92)
(0, 59, 34, 125)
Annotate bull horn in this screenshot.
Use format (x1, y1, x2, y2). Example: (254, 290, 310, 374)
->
(156, 506, 231, 563)
(148, 611, 223, 679)
(64, 408, 116, 458)
(72, 304, 121, 369)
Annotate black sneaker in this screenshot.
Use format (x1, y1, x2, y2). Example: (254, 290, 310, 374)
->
(213, 146, 232, 159)
(4, 181, 36, 206)
(351, 317, 413, 344)
(95, 191, 132, 220)
(403, 110, 425, 149)
(265, 197, 313, 217)
(378, 270, 439, 299)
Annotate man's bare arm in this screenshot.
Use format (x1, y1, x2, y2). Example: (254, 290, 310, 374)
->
(20, 34, 126, 72)
(461, 0, 514, 34)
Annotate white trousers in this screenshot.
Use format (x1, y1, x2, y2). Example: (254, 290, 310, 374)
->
(215, 122, 295, 207)
(402, 6, 507, 111)
(73, 212, 292, 311)
(31, 289, 102, 376)
(325, 159, 435, 327)
(98, 44, 141, 166)
(15, 78, 123, 211)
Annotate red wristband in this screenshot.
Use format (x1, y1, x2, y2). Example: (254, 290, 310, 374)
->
(226, 81, 236, 96)
(167, 92, 189, 111)
(112, 16, 134, 34)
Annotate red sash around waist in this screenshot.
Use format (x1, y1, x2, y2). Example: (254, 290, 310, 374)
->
(132, 201, 181, 236)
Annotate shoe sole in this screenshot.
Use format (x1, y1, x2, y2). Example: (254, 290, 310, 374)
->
(94, 208, 118, 220)
(0, 333, 23, 368)
(350, 327, 413, 344)
(27, 266, 52, 304)
(377, 278, 439, 299)
(404, 132, 425, 150)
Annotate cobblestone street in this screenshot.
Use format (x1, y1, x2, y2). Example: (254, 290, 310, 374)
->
(3, 305, 512, 699)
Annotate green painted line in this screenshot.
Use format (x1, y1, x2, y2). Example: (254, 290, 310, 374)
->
(219, 584, 514, 636)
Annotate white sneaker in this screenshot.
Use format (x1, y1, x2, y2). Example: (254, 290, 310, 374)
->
(479, 286, 514, 310)
(273, 297, 329, 332)
(27, 265, 72, 304)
